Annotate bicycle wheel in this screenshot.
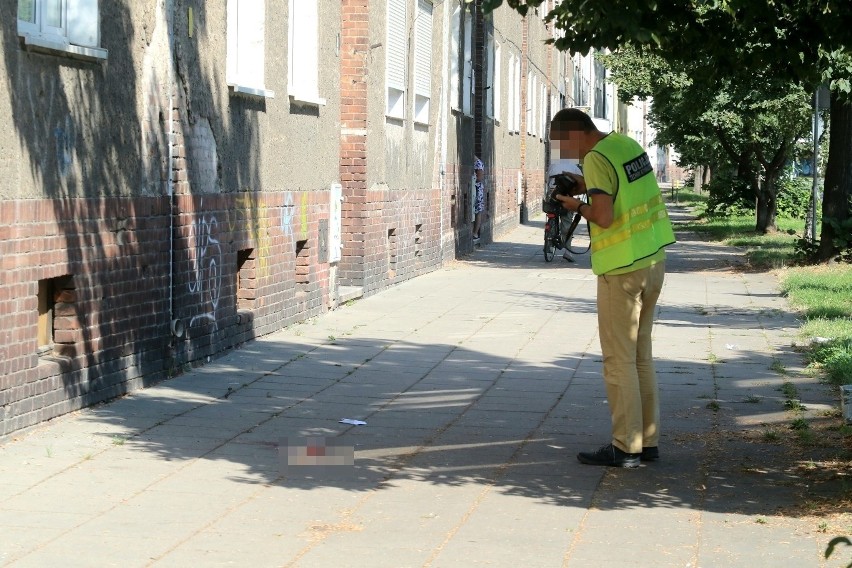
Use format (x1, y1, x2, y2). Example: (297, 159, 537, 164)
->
(543, 217, 556, 262)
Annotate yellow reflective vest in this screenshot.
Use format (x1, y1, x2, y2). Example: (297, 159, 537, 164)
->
(587, 134, 676, 275)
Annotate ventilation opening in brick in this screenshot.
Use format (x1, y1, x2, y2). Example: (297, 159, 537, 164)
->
(414, 224, 423, 257)
(38, 275, 75, 356)
(237, 248, 256, 311)
(388, 228, 398, 276)
(295, 239, 310, 298)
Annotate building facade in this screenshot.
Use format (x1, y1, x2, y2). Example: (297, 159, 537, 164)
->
(0, 0, 610, 438)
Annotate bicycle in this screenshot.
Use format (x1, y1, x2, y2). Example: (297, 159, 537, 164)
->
(542, 175, 587, 262)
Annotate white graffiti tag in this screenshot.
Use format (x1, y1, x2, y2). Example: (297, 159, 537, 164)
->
(188, 205, 222, 332)
(280, 191, 294, 241)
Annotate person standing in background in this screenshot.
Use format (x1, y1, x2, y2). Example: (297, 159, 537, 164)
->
(548, 123, 585, 262)
(473, 156, 485, 244)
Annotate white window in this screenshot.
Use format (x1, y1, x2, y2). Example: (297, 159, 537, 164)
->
(450, 4, 461, 111)
(413, 0, 432, 124)
(527, 72, 534, 135)
(540, 81, 547, 138)
(289, 0, 324, 105)
(513, 52, 521, 131)
(386, 0, 407, 119)
(450, 3, 473, 115)
(227, 0, 274, 98)
(486, 32, 501, 121)
(17, 0, 107, 60)
(461, 6, 473, 116)
(507, 50, 519, 133)
(493, 41, 501, 122)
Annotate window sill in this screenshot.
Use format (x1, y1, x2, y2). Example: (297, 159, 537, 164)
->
(229, 84, 275, 99)
(289, 92, 326, 107)
(21, 34, 108, 62)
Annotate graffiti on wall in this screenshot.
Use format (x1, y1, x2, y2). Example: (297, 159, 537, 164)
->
(228, 193, 272, 278)
(280, 192, 294, 241)
(54, 115, 75, 177)
(23, 74, 76, 179)
(300, 193, 309, 241)
(280, 191, 310, 247)
(187, 199, 222, 332)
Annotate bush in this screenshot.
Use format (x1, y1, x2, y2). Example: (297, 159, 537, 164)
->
(705, 172, 753, 217)
(776, 176, 814, 220)
(809, 338, 852, 385)
(827, 215, 852, 264)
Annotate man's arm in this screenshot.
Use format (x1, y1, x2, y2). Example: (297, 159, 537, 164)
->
(556, 190, 613, 228)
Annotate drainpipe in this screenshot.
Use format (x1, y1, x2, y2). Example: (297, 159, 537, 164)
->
(166, 0, 183, 340)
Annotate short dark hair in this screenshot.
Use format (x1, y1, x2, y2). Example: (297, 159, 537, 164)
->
(551, 108, 597, 133)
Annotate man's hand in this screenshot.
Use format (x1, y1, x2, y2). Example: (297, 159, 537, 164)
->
(554, 193, 579, 211)
(561, 172, 587, 195)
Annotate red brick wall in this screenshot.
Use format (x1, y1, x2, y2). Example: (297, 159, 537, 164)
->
(356, 187, 442, 296)
(0, 191, 333, 437)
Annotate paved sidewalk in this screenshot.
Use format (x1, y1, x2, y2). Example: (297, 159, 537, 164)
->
(0, 211, 845, 567)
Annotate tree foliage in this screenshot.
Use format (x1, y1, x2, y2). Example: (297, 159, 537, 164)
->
(485, 0, 852, 259)
(602, 46, 810, 232)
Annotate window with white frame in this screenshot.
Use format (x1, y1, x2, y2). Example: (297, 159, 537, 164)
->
(540, 80, 547, 138)
(493, 41, 501, 122)
(450, 2, 473, 115)
(507, 49, 520, 133)
(227, 0, 274, 97)
(17, 0, 106, 59)
(515, 51, 523, 133)
(386, 0, 406, 119)
(461, 5, 473, 115)
(289, 0, 324, 105)
(413, 0, 432, 124)
(450, 4, 460, 111)
(527, 72, 535, 136)
(535, 74, 542, 137)
(486, 32, 501, 122)
(506, 50, 514, 130)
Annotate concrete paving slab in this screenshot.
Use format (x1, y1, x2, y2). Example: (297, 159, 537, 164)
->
(2, 215, 848, 567)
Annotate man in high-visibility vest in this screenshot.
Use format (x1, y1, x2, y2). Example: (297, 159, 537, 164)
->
(553, 108, 676, 468)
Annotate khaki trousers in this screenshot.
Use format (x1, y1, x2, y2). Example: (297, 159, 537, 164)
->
(596, 261, 665, 454)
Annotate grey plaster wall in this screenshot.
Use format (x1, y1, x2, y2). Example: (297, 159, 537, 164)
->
(366, 0, 444, 193)
(1, 1, 165, 200)
(171, 0, 341, 197)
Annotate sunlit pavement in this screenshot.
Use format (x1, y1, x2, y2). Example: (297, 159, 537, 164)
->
(0, 209, 840, 567)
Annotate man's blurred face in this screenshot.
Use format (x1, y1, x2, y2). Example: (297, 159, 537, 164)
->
(550, 121, 587, 160)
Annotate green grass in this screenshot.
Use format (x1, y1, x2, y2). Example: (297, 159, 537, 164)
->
(781, 265, 852, 319)
(678, 196, 852, 386)
(665, 187, 708, 208)
(678, 214, 802, 268)
(780, 264, 852, 385)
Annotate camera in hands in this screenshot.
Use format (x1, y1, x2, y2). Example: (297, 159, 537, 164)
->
(543, 174, 577, 215)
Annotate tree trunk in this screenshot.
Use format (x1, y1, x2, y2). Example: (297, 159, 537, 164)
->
(756, 170, 779, 233)
(817, 94, 852, 260)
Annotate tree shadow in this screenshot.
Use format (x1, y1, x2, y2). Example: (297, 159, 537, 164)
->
(1, 2, 275, 429)
(76, 311, 843, 517)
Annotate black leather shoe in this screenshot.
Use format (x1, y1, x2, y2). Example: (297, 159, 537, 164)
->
(641, 446, 659, 461)
(577, 443, 640, 468)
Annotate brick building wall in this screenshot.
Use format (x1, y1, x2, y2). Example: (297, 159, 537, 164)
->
(0, 188, 335, 437)
(0, 0, 566, 438)
(0, 197, 170, 435)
